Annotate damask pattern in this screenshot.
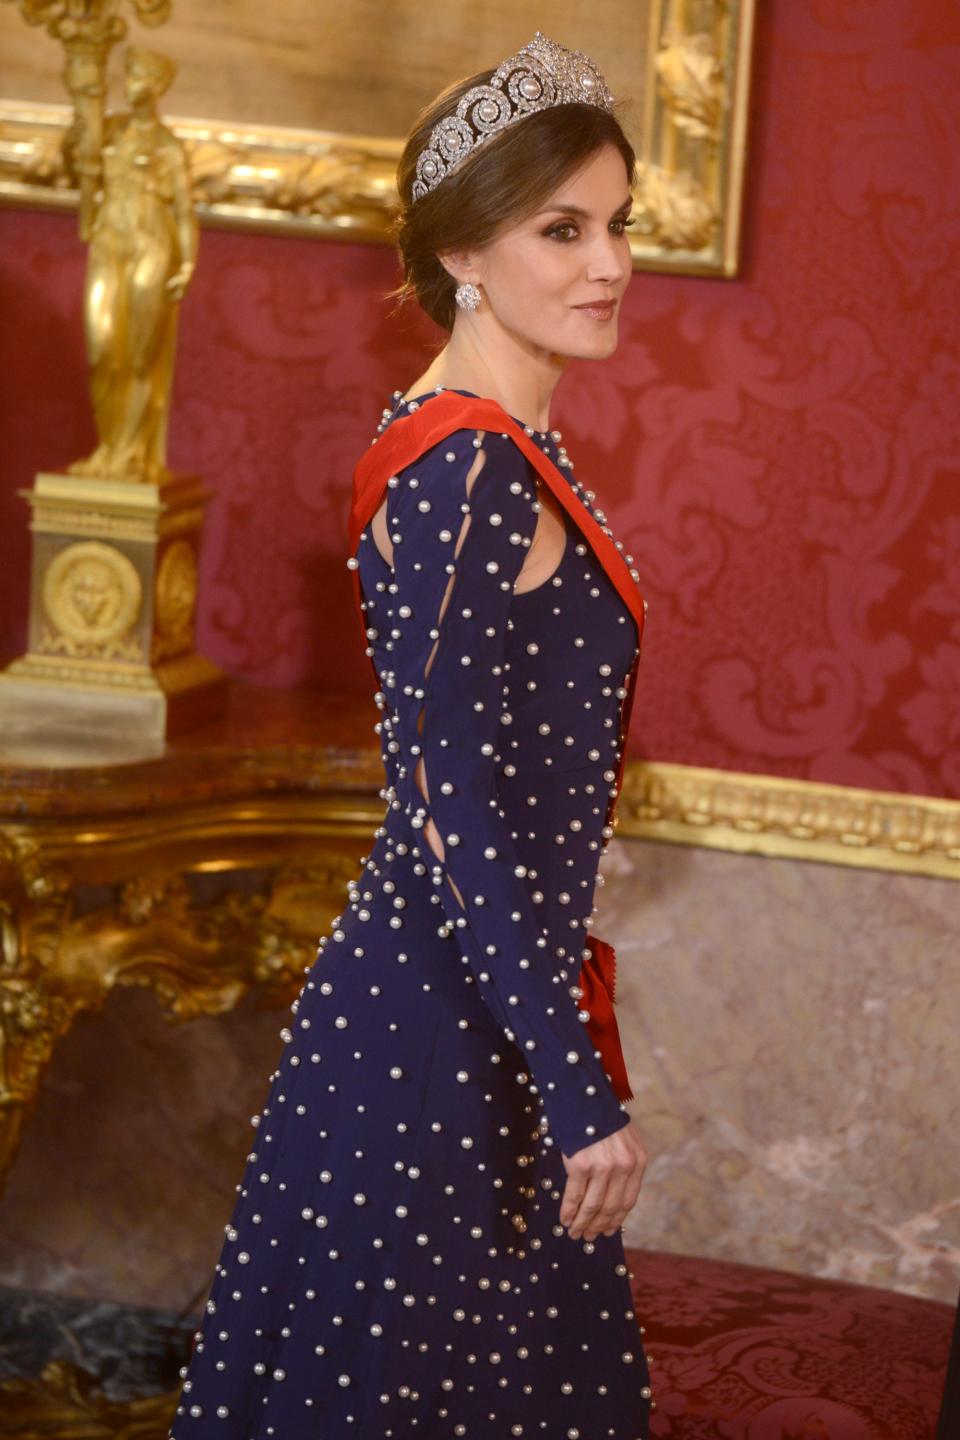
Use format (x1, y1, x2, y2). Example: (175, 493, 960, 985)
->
(629, 1246, 952, 1437)
(1, 0, 958, 796)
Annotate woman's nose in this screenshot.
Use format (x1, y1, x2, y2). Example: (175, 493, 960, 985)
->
(586, 231, 630, 284)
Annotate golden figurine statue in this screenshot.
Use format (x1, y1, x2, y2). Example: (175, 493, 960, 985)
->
(68, 45, 197, 486)
(0, 26, 225, 746)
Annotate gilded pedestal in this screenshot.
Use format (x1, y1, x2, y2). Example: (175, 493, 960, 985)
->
(0, 469, 227, 737)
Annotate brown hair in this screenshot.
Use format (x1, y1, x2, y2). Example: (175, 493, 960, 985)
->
(383, 68, 638, 333)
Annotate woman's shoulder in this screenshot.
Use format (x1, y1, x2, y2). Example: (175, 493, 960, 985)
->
(380, 391, 520, 446)
(386, 387, 532, 447)
(371, 392, 539, 507)
(398, 424, 536, 494)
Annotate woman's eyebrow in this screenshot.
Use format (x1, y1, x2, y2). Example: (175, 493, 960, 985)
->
(535, 195, 634, 219)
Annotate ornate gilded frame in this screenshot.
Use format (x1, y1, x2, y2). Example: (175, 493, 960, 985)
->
(0, 0, 756, 275)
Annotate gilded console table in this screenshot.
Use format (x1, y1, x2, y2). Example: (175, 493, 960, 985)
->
(0, 680, 383, 1199)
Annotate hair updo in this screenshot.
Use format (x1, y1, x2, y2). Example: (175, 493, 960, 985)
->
(384, 66, 638, 333)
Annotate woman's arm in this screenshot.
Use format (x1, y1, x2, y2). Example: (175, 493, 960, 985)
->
(387, 426, 631, 1159)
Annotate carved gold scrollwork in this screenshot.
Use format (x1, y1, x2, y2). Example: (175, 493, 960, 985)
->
(0, 1357, 177, 1439)
(0, 833, 75, 1182)
(656, 28, 724, 140)
(0, 830, 361, 1194)
(621, 761, 960, 878)
(633, 163, 719, 251)
(6, 0, 171, 43)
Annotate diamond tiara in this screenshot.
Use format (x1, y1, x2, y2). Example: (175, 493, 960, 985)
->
(410, 31, 615, 204)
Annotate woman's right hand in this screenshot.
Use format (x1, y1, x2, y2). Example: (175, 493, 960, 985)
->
(560, 1120, 648, 1240)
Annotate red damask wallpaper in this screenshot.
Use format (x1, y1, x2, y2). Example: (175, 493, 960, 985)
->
(1, 0, 958, 797)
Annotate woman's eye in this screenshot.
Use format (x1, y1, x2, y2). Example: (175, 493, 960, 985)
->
(544, 214, 633, 240)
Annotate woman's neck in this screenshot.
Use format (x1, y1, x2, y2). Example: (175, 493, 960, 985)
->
(402, 325, 567, 432)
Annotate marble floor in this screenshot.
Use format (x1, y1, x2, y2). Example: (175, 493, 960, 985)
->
(0, 1282, 195, 1403)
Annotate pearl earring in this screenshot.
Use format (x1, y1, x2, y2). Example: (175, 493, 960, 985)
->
(454, 281, 482, 311)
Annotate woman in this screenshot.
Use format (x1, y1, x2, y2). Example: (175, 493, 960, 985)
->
(169, 31, 653, 1440)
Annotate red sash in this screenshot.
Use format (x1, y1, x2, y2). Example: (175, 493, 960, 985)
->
(580, 934, 633, 1102)
(349, 390, 641, 1104)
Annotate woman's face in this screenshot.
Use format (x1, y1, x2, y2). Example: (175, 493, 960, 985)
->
(452, 141, 634, 359)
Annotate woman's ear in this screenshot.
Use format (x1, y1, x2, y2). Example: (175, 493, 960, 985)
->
(436, 246, 479, 288)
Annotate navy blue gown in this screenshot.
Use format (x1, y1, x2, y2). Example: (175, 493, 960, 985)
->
(168, 386, 653, 1439)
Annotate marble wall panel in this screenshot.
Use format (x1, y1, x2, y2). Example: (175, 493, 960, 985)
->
(601, 839, 960, 1302)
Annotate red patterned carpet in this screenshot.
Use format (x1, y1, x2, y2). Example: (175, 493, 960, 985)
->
(627, 1247, 953, 1438)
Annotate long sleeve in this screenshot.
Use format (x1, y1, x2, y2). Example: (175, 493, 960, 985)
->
(383, 425, 631, 1158)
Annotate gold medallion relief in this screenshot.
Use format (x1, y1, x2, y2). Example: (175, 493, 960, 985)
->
(41, 540, 142, 656)
(155, 538, 198, 656)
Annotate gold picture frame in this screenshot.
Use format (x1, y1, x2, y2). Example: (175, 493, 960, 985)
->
(0, 0, 756, 274)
